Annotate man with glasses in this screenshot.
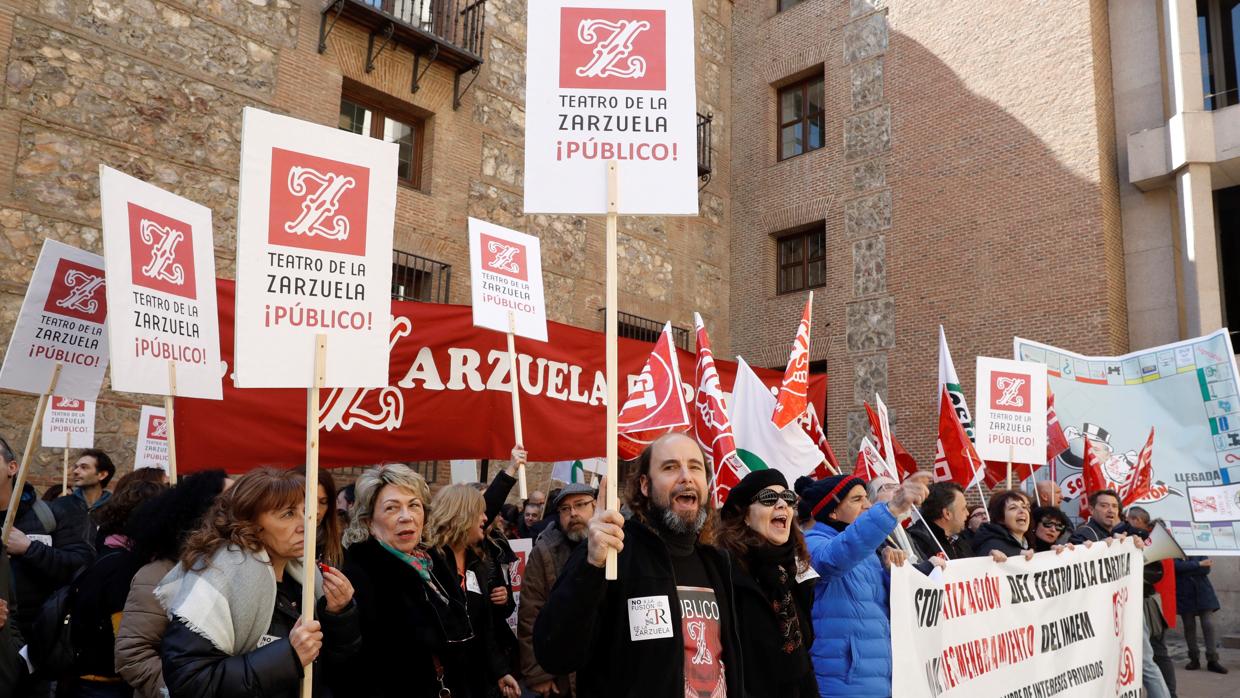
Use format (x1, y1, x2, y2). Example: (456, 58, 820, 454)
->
(518, 482, 596, 696)
(907, 482, 972, 560)
(0, 433, 95, 696)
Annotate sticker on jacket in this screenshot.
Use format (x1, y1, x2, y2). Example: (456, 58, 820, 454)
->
(678, 585, 726, 697)
(256, 634, 280, 648)
(627, 594, 674, 641)
(465, 569, 481, 594)
(27, 534, 52, 547)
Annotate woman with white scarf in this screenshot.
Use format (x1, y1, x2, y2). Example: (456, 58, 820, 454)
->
(156, 467, 361, 698)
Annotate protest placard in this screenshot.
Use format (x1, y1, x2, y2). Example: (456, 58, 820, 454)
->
(135, 405, 170, 471)
(891, 539, 1144, 698)
(974, 357, 1048, 465)
(524, 0, 698, 214)
(41, 396, 95, 449)
(99, 166, 221, 399)
(0, 239, 109, 400)
(1016, 329, 1240, 555)
(468, 218, 548, 342)
(233, 107, 398, 388)
(506, 537, 533, 633)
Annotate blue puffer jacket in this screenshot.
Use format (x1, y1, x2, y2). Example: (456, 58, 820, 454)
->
(805, 503, 898, 698)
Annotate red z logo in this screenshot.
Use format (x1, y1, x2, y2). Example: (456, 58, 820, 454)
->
(487, 241, 522, 275)
(57, 270, 104, 315)
(559, 8, 666, 90)
(140, 220, 186, 285)
(285, 166, 356, 241)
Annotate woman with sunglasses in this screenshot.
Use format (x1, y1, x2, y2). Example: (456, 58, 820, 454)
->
(1030, 507, 1072, 552)
(717, 470, 818, 698)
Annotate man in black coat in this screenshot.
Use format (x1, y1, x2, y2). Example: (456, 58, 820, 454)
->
(907, 482, 973, 561)
(1069, 489, 1122, 543)
(534, 433, 744, 698)
(0, 435, 95, 641)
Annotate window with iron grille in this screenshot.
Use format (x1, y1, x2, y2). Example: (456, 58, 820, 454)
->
(392, 250, 451, 303)
(339, 93, 426, 189)
(776, 224, 826, 295)
(601, 309, 690, 350)
(777, 74, 824, 160)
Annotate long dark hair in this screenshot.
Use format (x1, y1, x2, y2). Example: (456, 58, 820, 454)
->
(316, 469, 344, 568)
(717, 508, 809, 576)
(128, 470, 229, 563)
(94, 469, 168, 540)
(624, 433, 716, 544)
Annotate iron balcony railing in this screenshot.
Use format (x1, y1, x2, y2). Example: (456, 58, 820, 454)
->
(392, 250, 452, 303)
(697, 112, 713, 179)
(600, 308, 691, 351)
(359, 0, 487, 56)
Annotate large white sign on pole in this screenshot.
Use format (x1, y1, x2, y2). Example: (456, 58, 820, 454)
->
(891, 540, 1144, 698)
(40, 396, 96, 449)
(0, 239, 109, 400)
(99, 166, 222, 399)
(974, 356, 1048, 464)
(468, 218, 548, 342)
(233, 107, 398, 388)
(524, 0, 698, 215)
(135, 405, 170, 471)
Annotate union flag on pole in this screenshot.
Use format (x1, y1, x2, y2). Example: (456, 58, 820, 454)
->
(772, 293, 812, 429)
(864, 401, 918, 480)
(1080, 437, 1107, 512)
(1046, 386, 1070, 479)
(802, 404, 842, 478)
(934, 385, 983, 488)
(1119, 427, 1155, 507)
(854, 436, 885, 481)
(691, 313, 747, 506)
(617, 322, 690, 459)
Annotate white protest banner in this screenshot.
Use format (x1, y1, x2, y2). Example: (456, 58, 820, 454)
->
(450, 459, 479, 484)
(1016, 330, 1240, 555)
(468, 218, 548, 342)
(891, 540, 1144, 698)
(40, 396, 96, 449)
(234, 107, 397, 388)
(974, 357, 1048, 465)
(524, 0, 698, 215)
(0, 239, 109, 400)
(135, 405, 170, 471)
(506, 537, 533, 633)
(99, 166, 221, 399)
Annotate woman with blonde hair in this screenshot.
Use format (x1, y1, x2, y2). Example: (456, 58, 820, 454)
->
(424, 484, 521, 697)
(157, 467, 360, 698)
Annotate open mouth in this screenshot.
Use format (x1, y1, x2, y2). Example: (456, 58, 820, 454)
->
(770, 513, 790, 530)
(672, 491, 699, 508)
(396, 527, 418, 541)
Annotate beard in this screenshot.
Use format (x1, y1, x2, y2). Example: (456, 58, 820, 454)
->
(650, 487, 707, 536)
(563, 521, 587, 542)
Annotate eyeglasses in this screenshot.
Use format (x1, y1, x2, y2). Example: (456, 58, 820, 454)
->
(752, 489, 798, 508)
(1038, 520, 1067, 532)
(557, 499, 595, 515)
(968, 511, 987, 519)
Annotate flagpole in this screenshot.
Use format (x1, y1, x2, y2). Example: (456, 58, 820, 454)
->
(300, 334, 326, 698)
(965, 449, 990, 520)
(165, 360, 178, 485)
(507, 311, 527, 500)
(1005, 445, 1014, 490)
(604, 160, 619, 581)
(62, 430, 70, 494)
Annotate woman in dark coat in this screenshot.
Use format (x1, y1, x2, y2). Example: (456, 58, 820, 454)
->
(1175, 556, 1227, 673)
(158, 468, 360, 698)
(717, 470, 818, 698)
(342, 465, 509, 698)
(972, 490, 1035, 559)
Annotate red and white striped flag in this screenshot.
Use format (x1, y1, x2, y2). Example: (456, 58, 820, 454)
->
(691, 313, 747, 507)
(772, 293, 813, 429)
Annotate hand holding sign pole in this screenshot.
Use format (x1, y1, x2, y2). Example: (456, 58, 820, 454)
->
(301, 334, 326, 698)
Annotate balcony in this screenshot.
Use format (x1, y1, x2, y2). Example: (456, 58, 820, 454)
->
(319, 0, 487, 108)
(599, 308, 691, 351)
(697, 112, 713, 186)
(392, 249, 452, 303)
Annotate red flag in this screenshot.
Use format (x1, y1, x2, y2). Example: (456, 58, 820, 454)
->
(934, 385, 983, 488)
(691, 314, 747, 506)
(864, 402, 918, 480)
(800, 404, 841, 477)
(1076, 438, 1107, 518)
(1120, 427, 1155, 507)
(1046, 386, 1070, 479)
(618, 322, 691, 459)
(982, 458, 1038, 489)
(853, 437, 884, 481)
(1155, 559, 1177, 628)
(772, 293, 813, 429)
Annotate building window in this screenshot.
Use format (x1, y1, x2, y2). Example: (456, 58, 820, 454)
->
(601, 309, 690, 350)
(777, 0, 806, 12)
(1198, 0, 1240, 109)
(339, 95, 425, 188)
(1217, 186, 1240, 345)
(777, 74, 824, 160)
(776, 225, 826, 294)
(393, 249, 451, 303)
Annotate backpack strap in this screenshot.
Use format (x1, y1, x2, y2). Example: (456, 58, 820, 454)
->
(32, 499, 58, 534)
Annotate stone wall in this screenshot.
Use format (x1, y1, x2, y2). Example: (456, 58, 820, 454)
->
(0, 0, 731, 490)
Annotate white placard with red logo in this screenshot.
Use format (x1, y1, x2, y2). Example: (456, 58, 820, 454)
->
(135, 405, 170, 471)
(0, 239, 109, 400)
(40, 396, 96, 448)
(467, 218, 548, 342)
(233, 107, 398, 388)
(99, 166, 222, 400)
(506, 537, 533, 633)
(524, 0, 698, 215)
(975, 356, 1048, 464)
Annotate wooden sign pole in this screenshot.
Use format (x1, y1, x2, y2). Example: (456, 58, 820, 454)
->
(2, 363, 63, 542)
(604, 160, 619, 581)
(165, 361, 179, 484)
(507, 311, 527, 499)
(62, 430, 70, 494)
(1005, 444, 1014, 490)
(300, 334, 326, 698)
(965, 450, 990, 520)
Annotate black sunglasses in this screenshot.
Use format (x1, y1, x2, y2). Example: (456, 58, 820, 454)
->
(752, 488, 798, 507)
(1039, 520, 1067, 532)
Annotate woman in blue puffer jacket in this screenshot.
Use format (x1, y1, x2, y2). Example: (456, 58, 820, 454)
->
(794, 472, 929, 698)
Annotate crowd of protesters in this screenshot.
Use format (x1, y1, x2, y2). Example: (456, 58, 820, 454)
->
(0, 430, 1230, 697)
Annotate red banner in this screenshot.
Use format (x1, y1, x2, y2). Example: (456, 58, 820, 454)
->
(176, 281, 827, 473)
